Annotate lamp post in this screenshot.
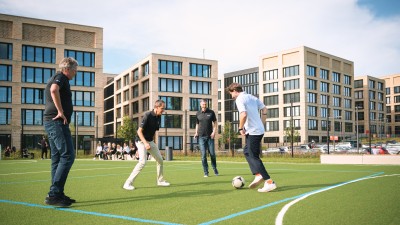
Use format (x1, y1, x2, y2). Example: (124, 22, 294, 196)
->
(330, 116, 341, 152)
(76, 113, 78, 156)
(355, 106, 362, 154)
(290, 98, 294, 158)
(165, 112, 168, 149)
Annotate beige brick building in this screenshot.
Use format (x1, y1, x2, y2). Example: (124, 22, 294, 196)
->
(103, 53, 218, 154)
(0, 14, 107, 152)
(259, 46, 355, 146)
(381, 74, 400, 136)
(354, 76, 386, 139)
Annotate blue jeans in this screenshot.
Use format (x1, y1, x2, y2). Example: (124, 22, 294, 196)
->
(244, 134, 270, 180)
(198, 137, 217, 174)
(44, 120, 75, 197)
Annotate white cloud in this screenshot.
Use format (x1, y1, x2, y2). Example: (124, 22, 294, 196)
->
(1, 0, 399, 77)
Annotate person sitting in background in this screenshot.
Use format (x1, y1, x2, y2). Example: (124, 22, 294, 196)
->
(5, 146, 11, 157)
(116, 144, 123, 159)
(122, 143, 130, 160)
(94, 143, 103, 160)
(102, 143, 109, 160)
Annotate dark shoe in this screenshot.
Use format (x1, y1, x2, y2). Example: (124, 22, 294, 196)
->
(45, 196, 72, 207)
(214, 168, 219, 176)
(62, 195, 76, 203)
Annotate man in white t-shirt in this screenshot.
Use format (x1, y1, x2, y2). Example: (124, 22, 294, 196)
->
(227, 82, 277, 193)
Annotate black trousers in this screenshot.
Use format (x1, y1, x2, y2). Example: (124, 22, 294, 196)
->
(243, 134, 270, 180)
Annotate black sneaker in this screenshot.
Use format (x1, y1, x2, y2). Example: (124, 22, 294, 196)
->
(62, 195, 76, 203)
(45, 196, 72, 207)
(214, 168, 219, 176)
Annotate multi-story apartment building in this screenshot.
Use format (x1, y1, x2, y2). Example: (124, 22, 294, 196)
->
(0, 14, 107, 151)
(221, 67, 259, 148)
(381, 74, 400, 136)
(354, 76, 386, 139)
(259, 46, 354, 146)
(103, 53, 218, 154)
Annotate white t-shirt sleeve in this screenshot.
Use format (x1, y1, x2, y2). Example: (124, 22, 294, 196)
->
(235, 94, 246, 113)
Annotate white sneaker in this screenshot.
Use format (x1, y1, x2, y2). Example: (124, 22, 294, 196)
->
(258, 180, 277, 193)
(123, 183, 135, 190)
(157, 181, 170, 186)
(248, 175, 264, 189)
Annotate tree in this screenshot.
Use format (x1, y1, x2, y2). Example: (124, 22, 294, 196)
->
(284, 127, 300, 145)
(117, 116, 137, 143)
(218, 121, 238, 157)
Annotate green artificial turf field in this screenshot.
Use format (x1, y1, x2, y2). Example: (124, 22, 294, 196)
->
(0, 159, 399, 225)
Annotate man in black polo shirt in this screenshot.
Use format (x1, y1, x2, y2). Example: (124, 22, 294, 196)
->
(195, 99, 218, 177)
(123, 99, 170, 190)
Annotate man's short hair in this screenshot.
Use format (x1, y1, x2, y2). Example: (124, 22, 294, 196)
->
(59, 57, 78, 72)
(226, 83, 243, 93)
(154, 99, 165, 108)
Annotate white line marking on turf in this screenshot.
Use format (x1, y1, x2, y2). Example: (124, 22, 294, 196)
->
(275, 173, 400, 225)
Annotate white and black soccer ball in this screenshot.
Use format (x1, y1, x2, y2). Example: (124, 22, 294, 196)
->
(232, 176, 245, 189)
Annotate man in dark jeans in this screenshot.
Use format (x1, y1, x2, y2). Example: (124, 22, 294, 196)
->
(194, 99, 218, 177)
(40, 136, 48, 159)
(43, 57, 78, 207)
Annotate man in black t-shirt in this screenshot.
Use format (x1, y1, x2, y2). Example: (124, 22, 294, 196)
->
(43, 57, 78, 207)
(194, 99, 218, 177)
(123, 99, 170, 190)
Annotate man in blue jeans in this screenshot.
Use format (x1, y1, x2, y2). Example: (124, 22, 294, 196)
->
(195, 99, 218, 177)
(43, 57, 78, 207)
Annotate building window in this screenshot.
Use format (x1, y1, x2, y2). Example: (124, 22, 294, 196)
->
(264, 82, 278, 93)
(354, 79, 363, 88)
(344, 75, 351, 85)
(355, 91, 363, 99)
(332, 97, 341, 107)
(123, 89, 129, 101)
(308, 119, 318, 130)
(320, 69, 329, 80)
(265, 121, 279, 131)
(142, 98, 149, 111)
(116, 79, 121, 90)
(369, 90, 376, 100)
(332, 72, 340, 82)
(142, 80, 149, 94)
(264, 95, 279, 106)
(132, 85, 139, 98)
(320, 94, 329, 105)
(133, 69, 139, 81)
(0, 42, 13, 60)
(72, 91, 95, 106)
(307, 79, 317, 90)
(394, 86, 400, 94)
(65, 50, 95, 67)
(161, 114, 182, 128)
(123, 104, 129, 116)
(0, 65, 12, 81)
(0, 108, 11, 125)
(159, 96, 182, 110)
(284, 79, 300, 91)
(307, 92, 317, 103)
(267, 108, 279, 118)
(70, 71, 95, 87)
(283, 65, 299, 77)
(71, 111, 95, 127)
(21, 66, 54, 84)
(283, 119, 300, 129)
(368, 80, 375, 89)
(0, 86, 11, 103)
(159, 60, 182, 75)
(386, 87, 390, 95)
(116, 93, 121, 104)
(306, 65, 316, 77)
(263, 69, 278, 81)
(190, 81, 211, 94)
(332, 84, 341, 94)
(21, 109, 43, 125)
(21, 88, 45, 104)
(22, 45, 55, 63)
(284, 106, 300, 117)
(320, 82, 329, 93)
(123, 74, 129, 86)
(158, 136, 182, 150)
(394, 96, 400, 103)
(320, 107, 328, 118)
(190, 115, 197, 129)
(283, 92, 300, 103)
(132, 101, 139, 114)
(159, 78, 182, 93)
(344, 87, 351, 97)
(190, 63, 211, 77)
(344, 99, 352, 109)
(142, 62, 149, 76)
(308, 106, 317, 117)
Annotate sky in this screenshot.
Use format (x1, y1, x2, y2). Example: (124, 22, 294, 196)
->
(1, 0, 399, 78)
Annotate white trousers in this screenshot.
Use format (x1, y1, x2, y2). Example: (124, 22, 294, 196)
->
(125, 141, 165, 185)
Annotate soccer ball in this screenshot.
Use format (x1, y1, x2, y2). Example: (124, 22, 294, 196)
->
(232, 176, 245, 189)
